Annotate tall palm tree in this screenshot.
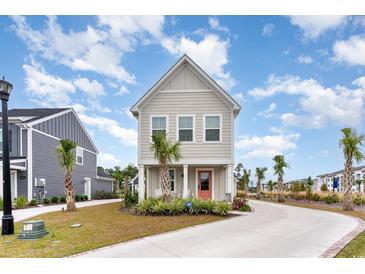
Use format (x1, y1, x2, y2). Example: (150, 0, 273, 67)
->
(151, 132, 181, 202)
(273, 155, 289, 202)
(57, 139, 77, 211)
(122, 163, 138, 194)
(242, 169, 251, 197)
(267, 180, 274, 200)
(306, 176, 314, 203)
(340, 128, 365, 211)
(255, 167, 267, 199)
(112, 166, 123, 193)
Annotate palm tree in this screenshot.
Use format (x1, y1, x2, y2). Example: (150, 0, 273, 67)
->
(267, 180, 274, 199)
(242, 169, 251, 197)
(255, 167, 267, 199)
(339, 128, 365, 211)
(273, 155, 289, 202)
(151, 132, 181, 202)
(121, 163, 138, 194)
(56, 139, 77, 211)
(306, 176, 314, 203)
(112, 166, 123, 193)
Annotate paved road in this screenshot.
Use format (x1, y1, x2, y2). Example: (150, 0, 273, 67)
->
(0, 199, 121, 224)
(75, 200, 362, 258)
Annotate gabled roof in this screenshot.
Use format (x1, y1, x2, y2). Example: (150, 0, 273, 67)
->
(1, 108, 69, 123)
(97, 168, 114, 179)
(130, 54, 241, 117)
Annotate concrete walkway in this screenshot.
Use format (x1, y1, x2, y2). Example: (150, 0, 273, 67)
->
(0, 199, 121, 224)
(75, 200, 364, 258)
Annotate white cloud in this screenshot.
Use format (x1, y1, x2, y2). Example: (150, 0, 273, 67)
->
(258, 102, 277, 118)
(262, 23, 274, 37)
(233, 92, 244, 103)
(161, 34, 236, 90)
(296, 55, 314, 64)
(78, 113, 137, 146)
(320, 149, 329, 156)
(23, 62, 75, 107)
(118, 107, 134, 119)
(249, 74, 365, 129)
(208, 17, 229, 33)
(289, 16, 347, 39)
(333, 35, 365, 66)
(74, 77, 105, 98)
(114, 85, 130, 96)
(98, 152, 122, 168)
(235, 133, 300, 159)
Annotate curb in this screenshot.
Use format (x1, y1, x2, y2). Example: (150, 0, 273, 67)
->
(320, 217, 365, 258)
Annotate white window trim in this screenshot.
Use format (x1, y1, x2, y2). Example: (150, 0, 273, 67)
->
(76, 146, 84, 166)
(203, 114, 222, 143)
(159, 168, 176, 193)
(176, 114, 195, 143)
(150, 115, 169, 143)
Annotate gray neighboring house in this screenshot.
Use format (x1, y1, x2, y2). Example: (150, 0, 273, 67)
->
(0, 108, 113, 202)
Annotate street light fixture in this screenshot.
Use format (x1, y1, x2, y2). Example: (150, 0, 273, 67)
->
(0, 77, 14, 235)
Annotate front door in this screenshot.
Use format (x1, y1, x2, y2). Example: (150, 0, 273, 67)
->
(198, 171, 212, 200)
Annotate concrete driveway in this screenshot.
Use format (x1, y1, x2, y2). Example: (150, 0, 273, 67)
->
(75, 200, 364, 258)
(0, 199, 121, 224)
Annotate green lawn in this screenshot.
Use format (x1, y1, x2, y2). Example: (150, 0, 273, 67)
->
(0, 202, 224, 258)
(253, 198, 365, 258)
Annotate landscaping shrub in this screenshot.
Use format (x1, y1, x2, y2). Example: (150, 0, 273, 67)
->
(59, 197, 66, 203)
(43, 198, 50, 205)
(135, 198, 231, 216)
(293, 193, 306, 200)
(0, 196, 3, 210)
(51, 196, 59, 203)
(80, 195, 85, 201)
(353, 195, 363, 206)
(320, 183, 328, 192)
(29, 199, 37, 206)
(239, 204, 251, 212)
(312, 193, 321, 202)
(123, 191, 138, 207)
(83, 195, 88, 201)
(94, 191, 116, 200)
(291, 182, 305, 192)
(323, 193, 339, 204)
(75, 195, 81, 202)
(232, 197, 247, 210)
(15, 196, 27, 209)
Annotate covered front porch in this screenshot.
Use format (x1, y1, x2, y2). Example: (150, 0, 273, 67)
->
(137, 164, 235, 202)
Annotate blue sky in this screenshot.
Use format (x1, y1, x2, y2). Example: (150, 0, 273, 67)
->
(0, 15, 365, 181)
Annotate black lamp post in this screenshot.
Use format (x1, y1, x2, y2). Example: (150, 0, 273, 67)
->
(0, 77, 14, 235)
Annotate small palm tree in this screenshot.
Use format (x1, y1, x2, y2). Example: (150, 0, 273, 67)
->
(151, 132, 181, 202)
(273, 155, 289, 202)
(112, 166, 123, 193)
(339, 128, 365, 211)
(57, 139, 77, 211)
(242, 169, 251, 197)
(267, 180, 274, 200)
(305, 176, 314, 203)
(255, 167, 267, 199)
(122, 163, 138, 194)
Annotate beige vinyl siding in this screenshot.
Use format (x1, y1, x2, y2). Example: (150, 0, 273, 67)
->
(140, 90, 232, 163)
(161, 65, 210, 90)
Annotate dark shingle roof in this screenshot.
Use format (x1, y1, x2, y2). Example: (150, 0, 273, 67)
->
(97, 169, 113, 179)
(3, 108, 70, 123)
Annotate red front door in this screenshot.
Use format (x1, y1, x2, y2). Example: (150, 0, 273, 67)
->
(198, 171, 212, 200)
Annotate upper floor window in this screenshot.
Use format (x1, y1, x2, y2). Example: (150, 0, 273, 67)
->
(177, 116, 194, 142)
(151, 116, 167, 137)
(76, 146, 83, 165)
(204, 115, 221, 142)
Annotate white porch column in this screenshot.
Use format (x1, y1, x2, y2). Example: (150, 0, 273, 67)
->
(146, 167, 150, 198)
(226, 164, 233, 201)
(183, 165, 189, 198)
(138, 165, 145, 202)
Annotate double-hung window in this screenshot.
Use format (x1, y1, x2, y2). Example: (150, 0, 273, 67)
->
(177, 116, 194, 142)
(76, 146, 84, 165)
(151, 116, 167, 137)
(204, 115, 221, 142)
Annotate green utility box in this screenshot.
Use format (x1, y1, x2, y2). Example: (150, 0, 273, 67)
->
(17, 220, 48, 240)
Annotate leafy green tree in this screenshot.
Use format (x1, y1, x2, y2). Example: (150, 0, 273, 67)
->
(255, 167, 267, 199)
(273, 155, 289, 202)
(320, 183, 328, 192)
(354, 179, 362, 193)
(339, 128, 365, 211)
(242, 169, 251, 196)
(151, 132, 181, 202)
(56, 139, 77, 211)
(121, 163, 138, 194)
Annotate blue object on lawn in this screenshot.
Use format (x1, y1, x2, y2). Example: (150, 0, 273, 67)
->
(185, 201, 192, 209)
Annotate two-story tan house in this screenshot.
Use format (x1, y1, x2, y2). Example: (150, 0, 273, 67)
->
(130, 54, 241, 202)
